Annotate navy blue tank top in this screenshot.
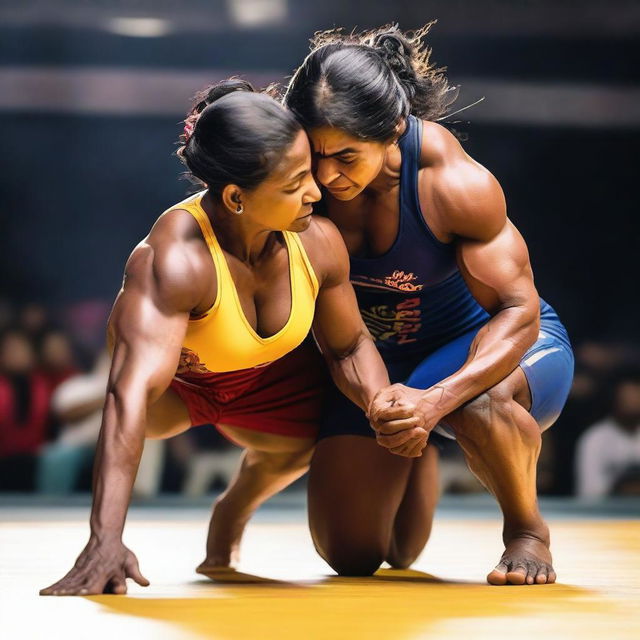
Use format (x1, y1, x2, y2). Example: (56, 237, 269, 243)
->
(349, 115, 491, 359)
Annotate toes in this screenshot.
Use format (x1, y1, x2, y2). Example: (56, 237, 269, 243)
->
(526, 562, 539, 585)
(488, 557, 555, 586)
(487, 563, 508, 585)
(534, 565, 549, 584)
(505, 565, 527, 585)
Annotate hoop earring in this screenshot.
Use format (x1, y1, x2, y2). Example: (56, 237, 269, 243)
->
(235, 204, 244, 215)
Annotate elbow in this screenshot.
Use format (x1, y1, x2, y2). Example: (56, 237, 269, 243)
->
(101, 385, 146, 452)
(105, 381, 127, 408)
(498, 298, 540, 355)
(526, 297, 541, 342)
(329, 329, 370, 363)
(103, 381, 145, 427)
(526, 307, 541, 345)
(511, 293, 540, 337)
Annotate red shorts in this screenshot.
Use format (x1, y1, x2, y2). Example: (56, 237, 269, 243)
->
(170, 340, 329, 440)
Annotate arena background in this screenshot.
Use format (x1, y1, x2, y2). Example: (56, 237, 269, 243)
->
(0, 0, 638, 496)
(1, 3, 640, 639)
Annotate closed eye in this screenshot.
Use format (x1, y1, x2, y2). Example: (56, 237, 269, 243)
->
(283, 182, 302, 194)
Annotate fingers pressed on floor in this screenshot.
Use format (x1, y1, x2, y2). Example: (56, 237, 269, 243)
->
(107, 577, 127, 595)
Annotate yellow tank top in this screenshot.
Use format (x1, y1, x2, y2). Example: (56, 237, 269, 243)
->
(167, 192, 319, 373)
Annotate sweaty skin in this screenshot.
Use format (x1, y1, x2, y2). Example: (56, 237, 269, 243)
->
(310, 120, 555, 585)
(40, 130, 396, 596)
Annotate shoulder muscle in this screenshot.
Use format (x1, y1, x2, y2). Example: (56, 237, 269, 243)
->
(298, 216, 350, 288)
(124, 209, 210, 314)
(419, 120, 506, 242)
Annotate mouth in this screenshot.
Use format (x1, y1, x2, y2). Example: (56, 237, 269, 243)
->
(327, 185, 352, 193)
(297, 205, 313, 219)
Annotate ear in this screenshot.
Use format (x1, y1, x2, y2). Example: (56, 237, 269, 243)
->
(391, 118, 407, 145)
(221, 184, 243, 214)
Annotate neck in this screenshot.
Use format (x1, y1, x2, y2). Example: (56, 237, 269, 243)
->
(365, 144, 402, 196)
(201, 191, 278, 264)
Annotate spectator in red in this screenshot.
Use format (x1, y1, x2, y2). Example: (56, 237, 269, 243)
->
(38, 330, 79, 392)
(0, 329, 52, 491)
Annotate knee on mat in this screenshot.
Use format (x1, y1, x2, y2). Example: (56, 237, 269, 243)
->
(321, 542, 384, 577)
(386, 551, 415, 570)
(386, 534, 431, 570)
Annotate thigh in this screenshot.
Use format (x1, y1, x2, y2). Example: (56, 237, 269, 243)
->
(146, 386, 191, 439)
(406, 321, 573, 435)
(520, 333, 574, 431)
(216, 423, 315, 454)
(308, 435, 413, 560)
(387, 443, 439, 567)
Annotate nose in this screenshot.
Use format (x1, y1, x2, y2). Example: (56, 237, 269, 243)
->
(315, 158, 341, 187)
(303, 173, 322, 203)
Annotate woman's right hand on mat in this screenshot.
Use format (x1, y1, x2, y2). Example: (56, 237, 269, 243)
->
(39, 537, 150, 596)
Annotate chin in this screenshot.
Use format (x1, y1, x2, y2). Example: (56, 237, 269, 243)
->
(289, 216, 312, 232)
(329, 186, 362, 201)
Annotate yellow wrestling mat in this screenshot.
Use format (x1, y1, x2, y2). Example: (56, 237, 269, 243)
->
(1, 509, 639, 639)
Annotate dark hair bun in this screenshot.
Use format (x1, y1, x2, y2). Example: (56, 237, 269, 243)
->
(285, 23, 457, 141)
(373, 31, 417, 101)
(194, 78, 255, 114)
(373, 33, 407, 65)
(177, 79, 301, 195)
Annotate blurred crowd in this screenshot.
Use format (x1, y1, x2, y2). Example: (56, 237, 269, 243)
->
(0, 299, 240, 497)
(1, 298, 638, 499)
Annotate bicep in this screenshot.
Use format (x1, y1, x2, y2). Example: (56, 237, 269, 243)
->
(434, 156, 538, 313)
(107, 248, 191, 402)
(308, 219, 368, 356)
(313, 278, 366, 357)
(457, 219, 539, 314)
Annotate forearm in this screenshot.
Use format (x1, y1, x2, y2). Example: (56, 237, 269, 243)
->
(420, 305, 539, 417)
(89, 387, 146, 541)
(324, 333, 389, 412)
(58, 397, 105, 424)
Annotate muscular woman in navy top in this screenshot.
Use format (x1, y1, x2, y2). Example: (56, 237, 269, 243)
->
(285, 25, 574, 585)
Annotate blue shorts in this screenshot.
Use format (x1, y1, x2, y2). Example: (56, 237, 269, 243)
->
(319, 302, 574, 440)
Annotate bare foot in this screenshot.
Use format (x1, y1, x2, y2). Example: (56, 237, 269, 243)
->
(487, 532, 556, 586)
(195, 498, 250, 576)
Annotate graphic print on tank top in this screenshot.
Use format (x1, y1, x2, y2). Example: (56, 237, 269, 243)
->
(176, 347, 210, 375)
(348, 115, 489, 357)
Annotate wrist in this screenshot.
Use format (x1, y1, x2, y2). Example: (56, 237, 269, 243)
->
(89, 526, 123, 545)
(417, 384, 457, 424)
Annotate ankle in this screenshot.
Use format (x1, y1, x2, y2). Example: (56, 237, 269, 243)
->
(503, 520, 550, 547)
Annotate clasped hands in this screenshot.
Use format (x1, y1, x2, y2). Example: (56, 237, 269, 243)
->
(367, 383, 444, 458)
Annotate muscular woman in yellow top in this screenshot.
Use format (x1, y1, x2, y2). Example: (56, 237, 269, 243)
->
(40, 80, 415, 596)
